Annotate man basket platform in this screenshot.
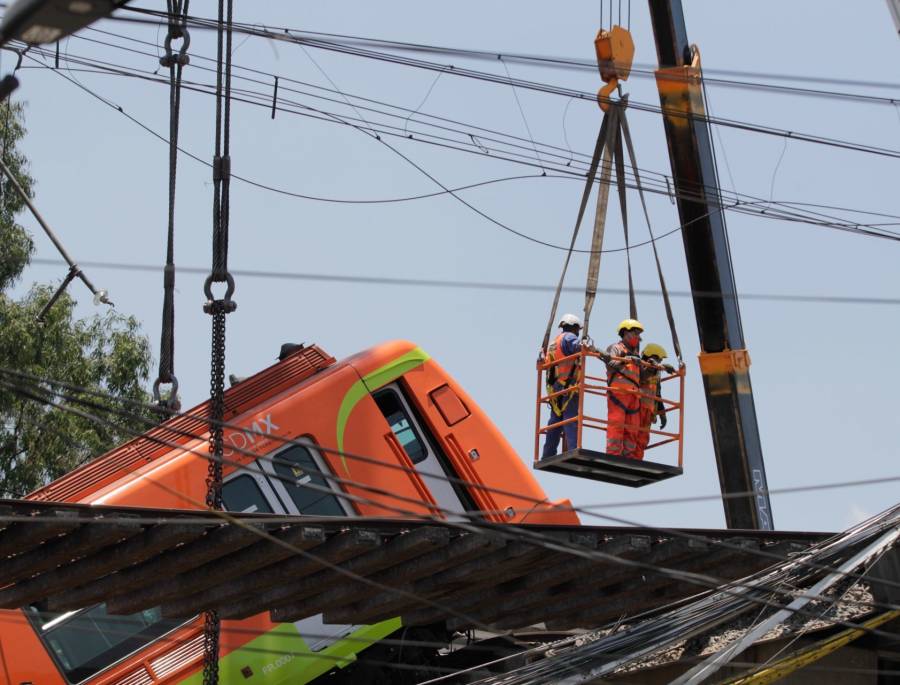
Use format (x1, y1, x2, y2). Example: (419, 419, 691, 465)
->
(534, 348, 685, 488)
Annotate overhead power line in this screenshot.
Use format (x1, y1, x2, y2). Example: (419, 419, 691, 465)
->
(113, 8, 900, 94)
(28, 257, 900, 307)
(112, 7, 900, 161)
(73, 27, 900, 225)
(17, 45, 900, 250)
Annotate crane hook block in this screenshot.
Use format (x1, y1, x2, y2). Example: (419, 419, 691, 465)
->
(594, 26, 635, 112)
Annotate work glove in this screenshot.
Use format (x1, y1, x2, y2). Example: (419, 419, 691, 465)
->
(659, 412, 667, 429)
(663, 364, 676, 374)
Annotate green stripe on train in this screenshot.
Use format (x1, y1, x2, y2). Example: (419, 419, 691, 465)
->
(335, 346, 430, 473)
(179, 619, 401, 684)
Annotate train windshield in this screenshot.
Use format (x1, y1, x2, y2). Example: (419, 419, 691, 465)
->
(373, 389, 428, 464)
(27, 603, 180, 683)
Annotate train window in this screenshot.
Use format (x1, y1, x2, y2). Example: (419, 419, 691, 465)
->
(266, 444, 347, 516)
(27, 603, 180, 683)
(373, 389, 427, 464)
(221, 473, 274, 513)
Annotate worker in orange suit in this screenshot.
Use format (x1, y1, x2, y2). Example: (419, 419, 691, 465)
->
(604, 319, 644, 459)
(635, 343, 675, 460)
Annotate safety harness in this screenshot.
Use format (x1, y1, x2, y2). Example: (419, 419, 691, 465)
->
(546, 333, 579, 417)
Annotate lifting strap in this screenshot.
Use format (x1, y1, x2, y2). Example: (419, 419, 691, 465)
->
(543, 99, 681, 366)
(611, 101, 638, 322)
(541, 111, 612, 353)
(581, 105, 617, 341)
(620, 112, 683, 361)
(579, 100, 682, 364)
(152, 0, 191, 411)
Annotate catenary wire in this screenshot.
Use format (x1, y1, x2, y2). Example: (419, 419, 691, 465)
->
(109, 7, 900, 100)
(26, 257, 900, 307)
(111, 7, 900, 161)
(8, 33, 900, 227)
(16, 48, 900, 255)
(71, 26, 900, 221)
(16, 39, 900, 245)
(13, 32, 900, 241)
(43, 30, 900, 238)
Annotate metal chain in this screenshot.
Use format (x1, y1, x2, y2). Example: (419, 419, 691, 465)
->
(202, 0, 234, 683)
(201, 305, 226, 685)
(153, 0, 191, 411)
(206, 306, 227, 513)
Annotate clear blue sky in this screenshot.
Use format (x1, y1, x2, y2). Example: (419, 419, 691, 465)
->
(8, 0, 900, 532)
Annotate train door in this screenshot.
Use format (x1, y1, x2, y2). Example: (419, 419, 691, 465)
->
(373, 384, 468, 520)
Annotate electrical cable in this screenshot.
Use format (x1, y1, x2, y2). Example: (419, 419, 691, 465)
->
(78, 24, 900, 219)
(14, 34, 900, 244)
(28, 256, 900, 306)
(17, 51, 900, 269)
(111, 8, 900, 162)
(112, 8, 900, 96)
(16, 41, 900, 248)
(15, 609, 900, 682)
(47, 33, 900, 219)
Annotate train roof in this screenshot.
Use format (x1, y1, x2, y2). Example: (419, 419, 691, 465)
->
(28, 341, 422, 503)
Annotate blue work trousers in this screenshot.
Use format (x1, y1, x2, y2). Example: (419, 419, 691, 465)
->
(542, 388, 579, 458)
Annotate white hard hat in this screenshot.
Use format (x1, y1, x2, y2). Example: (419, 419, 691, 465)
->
(559, 313, 582, 328)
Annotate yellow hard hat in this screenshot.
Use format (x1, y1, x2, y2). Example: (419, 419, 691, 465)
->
(642, 343, 668, 360)
(617, 318, 644, 335)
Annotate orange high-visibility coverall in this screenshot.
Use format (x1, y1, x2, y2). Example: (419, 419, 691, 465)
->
(635, 367, 663, 461)
(605, 342, 641, 459)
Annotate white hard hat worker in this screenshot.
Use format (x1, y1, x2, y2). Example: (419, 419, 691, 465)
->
(558, 313, 582, 329)
(541, 313, 584, 459)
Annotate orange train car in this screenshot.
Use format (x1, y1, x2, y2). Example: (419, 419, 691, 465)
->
(1, 340, 578, 685)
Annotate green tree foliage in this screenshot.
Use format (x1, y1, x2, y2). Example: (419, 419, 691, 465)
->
(0, 102, 152, 497)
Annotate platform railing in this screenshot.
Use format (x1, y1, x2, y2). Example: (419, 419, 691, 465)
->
(534, 348, 685, 467)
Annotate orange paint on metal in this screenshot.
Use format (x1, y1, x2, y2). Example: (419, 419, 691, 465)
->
(698, 349, 752, 376)
(594, 25, 635, 111)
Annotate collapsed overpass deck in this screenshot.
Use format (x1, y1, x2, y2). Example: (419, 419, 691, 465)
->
(0, 500, 829, 631)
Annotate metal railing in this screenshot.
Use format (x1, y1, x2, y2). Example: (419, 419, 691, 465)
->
(535, 348, 685, 467)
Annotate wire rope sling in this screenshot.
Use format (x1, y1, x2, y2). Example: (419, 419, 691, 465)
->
(534, 24, 685, 487)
